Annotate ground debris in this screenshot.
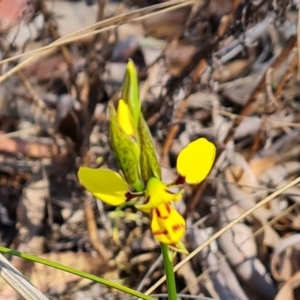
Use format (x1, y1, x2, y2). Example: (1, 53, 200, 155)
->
(0, 0, 300, 299)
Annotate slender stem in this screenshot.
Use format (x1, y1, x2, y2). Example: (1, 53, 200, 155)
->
(160, 243, 177, 300)
(0, 246, 154, 300)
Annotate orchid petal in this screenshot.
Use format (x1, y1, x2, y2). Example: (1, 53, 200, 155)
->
(78, 167, 128, 206)
(176, 138, 216, 184)
(135, 177, 183, 213)
(151, 203, 186, 245)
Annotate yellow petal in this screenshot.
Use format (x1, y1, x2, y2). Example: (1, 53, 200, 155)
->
(78, 167, 128, 206)
(151, 203, 186, 245)
(116, 99, 135, 137)
(135, 177, 183, 213)
(176, 138, 216, 184)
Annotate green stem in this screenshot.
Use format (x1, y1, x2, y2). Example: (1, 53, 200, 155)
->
(0, 246, 154, 300)
(160, 243, 177, 300)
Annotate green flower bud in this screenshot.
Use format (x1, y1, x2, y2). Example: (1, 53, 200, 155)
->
(109, 103, 144, 192)
(121, 59, 141, 128)
(138, 114, 161, 182)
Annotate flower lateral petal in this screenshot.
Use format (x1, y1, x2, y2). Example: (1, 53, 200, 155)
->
(151, 203, 186, 245)
(176, 138, 216, 185)
(78, 167, 128, 206)
(135, 177, 183, 213)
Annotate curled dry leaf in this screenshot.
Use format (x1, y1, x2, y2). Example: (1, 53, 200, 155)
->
(275, 271, 300, 300)
(271, 234, 300, 282)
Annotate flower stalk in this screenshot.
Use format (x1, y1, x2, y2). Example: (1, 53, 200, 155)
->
(161, 243, 177, 300)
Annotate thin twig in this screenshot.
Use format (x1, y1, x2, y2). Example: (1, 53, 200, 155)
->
(0, 0, 195, 68)
(38, 0, 80, 99)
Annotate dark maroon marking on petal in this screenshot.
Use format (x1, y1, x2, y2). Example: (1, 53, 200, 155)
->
(125, 192, 134, 202)
(165, 189, 175, 195)
(172, 224, 184, 232)
(155, 204, 171, 219)
(173, 175, 186, 185)
(144, 196, 150, 204)
(153, 229, 168, 235)
(155, 207, 161, 218)
(125, 191, 144, 202)
(165, 204, 171, 214)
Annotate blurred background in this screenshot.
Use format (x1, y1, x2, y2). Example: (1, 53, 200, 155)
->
(0, 0, 300, 299)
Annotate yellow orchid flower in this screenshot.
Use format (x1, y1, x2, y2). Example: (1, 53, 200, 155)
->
(78, 60, 217, 251)
(135, 177, 183, 213)
(151, 203, 186, 246)
(78, 137, 216, 247)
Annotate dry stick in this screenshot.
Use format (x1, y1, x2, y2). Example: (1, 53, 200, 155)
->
(298, 5, 300, 81)
(145, 176, 300, 296)
(96, 0, 106, 23)
(160, 58, 207, 166)
(266, 68, 278, 106)
(226, 42, 297, 183)
(38, 0, 80, 99)
(0, 1, 195, 85)
(0, 36, 52, 122)
(187, 35, 297, 214)
(217, 0, 242, 37)
(17, 71, 52, 122)
(218, 109, 300, 129)
(159, 0, 209, 165)
(275, 49, 298, 100)
(0, 0, 194, 68)
(82, 0, 111, 261)
(184, 0, 204, 28)
(223, 35, 296, 145)
(234, 116, 268, 183)
(84, 193, 110, 261)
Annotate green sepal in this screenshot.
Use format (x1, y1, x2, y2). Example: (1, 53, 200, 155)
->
(121, 59, 140, 129)
(168, 241, 189, 254)
(138, 114, 161, 182)
(109, 103, 144, 192)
